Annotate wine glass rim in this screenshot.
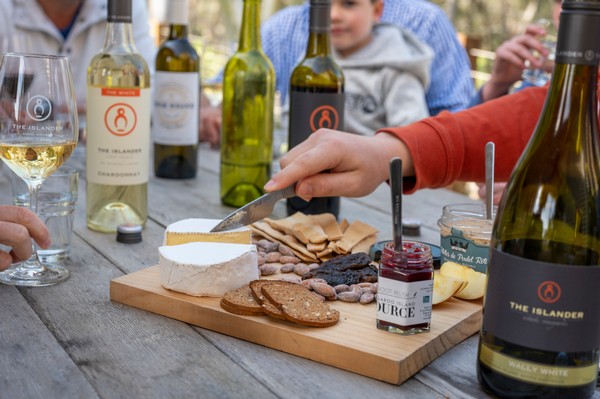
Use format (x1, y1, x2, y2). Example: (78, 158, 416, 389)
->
(2, 52, 69, 61)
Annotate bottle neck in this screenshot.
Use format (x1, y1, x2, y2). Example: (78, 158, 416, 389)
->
(168, 24, 189, 40)
(305, 2, 331, 57)
(542, 3, 600, 132)
(238, 0, 261, 51)
(103, 21, 137, 52)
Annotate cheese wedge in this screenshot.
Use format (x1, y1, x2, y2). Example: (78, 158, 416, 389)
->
(159, 242, 259, 297)
(163, 218, 251, 246)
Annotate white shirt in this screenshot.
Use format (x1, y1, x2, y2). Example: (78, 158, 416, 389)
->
(0, 0, 157, 110)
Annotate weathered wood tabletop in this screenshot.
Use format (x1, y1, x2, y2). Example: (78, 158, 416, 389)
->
(1, 145, 598, 399)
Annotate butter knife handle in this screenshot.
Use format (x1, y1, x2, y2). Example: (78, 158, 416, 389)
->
(279, 184, 296, 199)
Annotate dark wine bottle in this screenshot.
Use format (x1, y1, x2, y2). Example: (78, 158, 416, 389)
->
(286, 0, 344, 217)
(220, 0, 275, 208)
(477, 1, 600, 398)
(152, 0, 200, 179)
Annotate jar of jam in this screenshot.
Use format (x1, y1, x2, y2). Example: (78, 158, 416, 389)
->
(437, 203, 495, 274)
(376, 241, 433, 335)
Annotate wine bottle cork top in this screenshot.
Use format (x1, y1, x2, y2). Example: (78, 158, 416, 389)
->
(116, 224, 143, 244)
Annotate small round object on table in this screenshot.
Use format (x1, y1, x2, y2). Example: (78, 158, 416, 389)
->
(116, 224, 143, 244)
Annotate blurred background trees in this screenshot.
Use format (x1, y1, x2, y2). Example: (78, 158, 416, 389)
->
(149, 0, 557, 83)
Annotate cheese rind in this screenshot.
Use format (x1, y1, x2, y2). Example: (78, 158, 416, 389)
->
(159, 242, 259, 297)
(163, 218, 251, 246)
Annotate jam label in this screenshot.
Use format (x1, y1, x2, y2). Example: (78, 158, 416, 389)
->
(440, 227, 489, 273)
(377, 277, 432, 326)
(484, 248, 600, 352)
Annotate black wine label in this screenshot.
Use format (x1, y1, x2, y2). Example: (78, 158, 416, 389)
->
(483, 248, 600, 352)
(556, 8, 600, 65)
(288, 91, 344, 149)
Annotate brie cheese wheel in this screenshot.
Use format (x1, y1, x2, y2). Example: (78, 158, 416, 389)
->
(159, 242, 259, 297)
(163, 218, 251, 246)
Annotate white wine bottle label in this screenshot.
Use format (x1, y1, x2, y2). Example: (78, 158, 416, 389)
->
(288, 91, 344, 148)
(86, 87, 151, 185)
(152, 71, 199, 146)
(479, 342, 598, 387)
(376, 277, 433, 326)
(484, 247, 600, 352)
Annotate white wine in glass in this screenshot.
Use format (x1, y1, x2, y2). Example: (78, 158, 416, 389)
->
(0, 53, 78, 287)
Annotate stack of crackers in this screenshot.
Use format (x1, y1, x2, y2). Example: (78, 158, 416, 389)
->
(220, 280, 340, 328)
(250, 212, 378, 263)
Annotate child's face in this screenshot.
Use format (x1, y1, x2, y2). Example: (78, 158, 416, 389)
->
(330, 0, 384, 58)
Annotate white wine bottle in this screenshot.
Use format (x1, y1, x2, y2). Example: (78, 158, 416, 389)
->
(220, 0, 275, 208)
(287, 0, 344, 217)
(152, 0, 200, 179)
(478, 1, 600, 397)
(86, 0, 151, 232)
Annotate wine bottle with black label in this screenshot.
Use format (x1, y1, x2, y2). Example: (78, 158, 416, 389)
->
(220, 0, 275, 208)
(477, 1, 600, 398)
(287, 0, 344, 217)
(153, 0, 200, 179)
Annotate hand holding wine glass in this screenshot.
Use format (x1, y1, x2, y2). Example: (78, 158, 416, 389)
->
(0, 53, 78, 286)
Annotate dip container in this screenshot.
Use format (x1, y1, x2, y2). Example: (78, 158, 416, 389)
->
(437, 203, 496, 274)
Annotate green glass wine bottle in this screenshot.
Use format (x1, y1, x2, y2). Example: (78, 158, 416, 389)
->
(153, 0, 200, 179)
(220, 0, 275, 208)
(477, 1, 600, 398)
(286, 0, 344, 218)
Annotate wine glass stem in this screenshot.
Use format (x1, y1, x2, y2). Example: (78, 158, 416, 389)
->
(23, 180, 44, 270)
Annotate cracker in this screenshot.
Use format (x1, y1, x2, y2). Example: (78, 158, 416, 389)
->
(220, 285, 265, 316)
(261, 283, 340, 328)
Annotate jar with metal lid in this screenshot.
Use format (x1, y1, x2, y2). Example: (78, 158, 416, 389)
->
(437, 203, 495, 274)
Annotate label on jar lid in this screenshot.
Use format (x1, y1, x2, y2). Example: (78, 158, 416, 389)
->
(440, 227, 489, 273)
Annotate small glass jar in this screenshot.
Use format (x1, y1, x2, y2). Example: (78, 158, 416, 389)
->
(376, 241, 433, 335)
(437, 203, 495, 274)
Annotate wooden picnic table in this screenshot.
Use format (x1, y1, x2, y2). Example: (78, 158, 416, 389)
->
(1, 144, 597, 399)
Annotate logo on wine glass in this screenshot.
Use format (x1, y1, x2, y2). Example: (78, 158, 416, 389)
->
(309, 105, 340, 132)
(26, 95, 52, 122)
(537, 281, 561, 304)
(104, 103, 137, 136)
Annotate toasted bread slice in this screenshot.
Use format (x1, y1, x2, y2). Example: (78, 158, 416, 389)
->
(261, 283, 340, 328)
(220, 285, 265, 316)
(249, 280, 297, 320)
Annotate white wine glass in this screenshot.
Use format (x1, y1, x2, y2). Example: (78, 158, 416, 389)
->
(0, 53, 78, 286)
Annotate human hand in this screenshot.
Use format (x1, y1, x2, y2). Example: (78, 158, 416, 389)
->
(0, 206, 50, 270)
(264, 129, 413, 200)
(199, 93, 221, 148)
(477, 182, 506, 205)
(482, 24, 549, 102)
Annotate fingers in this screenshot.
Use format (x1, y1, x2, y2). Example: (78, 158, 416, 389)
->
(0, 206, 50, 263)
(267, 130, 342, 194)
(199, 106, 222, 147)
(0, 251, 12, 270)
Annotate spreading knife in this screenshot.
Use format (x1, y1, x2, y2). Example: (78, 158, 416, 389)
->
(210, 184, 296, 232)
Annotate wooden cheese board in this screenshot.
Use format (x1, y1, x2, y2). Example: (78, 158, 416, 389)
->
(110, 265, 482, 385)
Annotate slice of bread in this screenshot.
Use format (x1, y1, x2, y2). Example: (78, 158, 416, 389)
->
(261, 283, 340, 328)
(249, 280, 297, 320)
(220, 285, 265, 316)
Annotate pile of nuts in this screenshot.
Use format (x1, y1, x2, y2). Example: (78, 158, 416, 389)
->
(254, 238, 377, 304)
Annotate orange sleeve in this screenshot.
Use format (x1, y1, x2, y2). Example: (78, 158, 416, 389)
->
(378, 86, 549, 193)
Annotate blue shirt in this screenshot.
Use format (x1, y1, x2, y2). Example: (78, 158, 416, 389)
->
(261, 0, 474, 116)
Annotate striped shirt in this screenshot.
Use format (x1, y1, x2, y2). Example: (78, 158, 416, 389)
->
(261, 0, 474, 115)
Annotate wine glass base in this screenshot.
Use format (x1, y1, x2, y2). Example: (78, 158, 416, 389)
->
(0, 262, 69, 287)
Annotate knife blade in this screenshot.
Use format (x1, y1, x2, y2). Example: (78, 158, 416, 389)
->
(210, 184, 296, 232)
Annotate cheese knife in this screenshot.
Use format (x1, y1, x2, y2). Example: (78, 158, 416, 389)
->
(210, 184, 296, 232)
